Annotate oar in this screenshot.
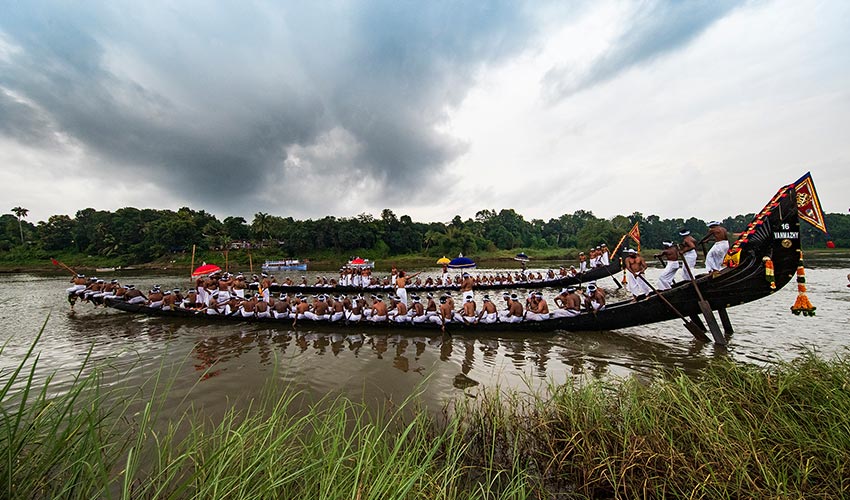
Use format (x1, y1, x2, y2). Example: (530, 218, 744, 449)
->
(680, 256, 725, 345)
(50, 258, 77, 276)
(603, 259, 623, 290)
(638, 275, 710, 342)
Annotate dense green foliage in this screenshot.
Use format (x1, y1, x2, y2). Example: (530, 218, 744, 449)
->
(3, 327, 849, 499)
(2, 205, 848, 266)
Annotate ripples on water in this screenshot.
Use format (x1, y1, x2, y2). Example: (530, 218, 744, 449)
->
(1, 265, 848, 415)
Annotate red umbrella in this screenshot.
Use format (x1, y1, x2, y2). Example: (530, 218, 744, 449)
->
(192, 263, 221, 276)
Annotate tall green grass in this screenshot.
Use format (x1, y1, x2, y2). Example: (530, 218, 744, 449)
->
(2, 322, 849, 499)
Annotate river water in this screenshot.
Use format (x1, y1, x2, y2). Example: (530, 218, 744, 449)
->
(1, 262, 848, 419)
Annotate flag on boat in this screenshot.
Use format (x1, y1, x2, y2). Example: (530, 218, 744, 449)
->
(794, 172, 834, 247)
(627, 222, 641, 252)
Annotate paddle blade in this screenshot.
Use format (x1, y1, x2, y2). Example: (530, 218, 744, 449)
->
(698, 300, 726, 345)
(684, 321, 711, 342)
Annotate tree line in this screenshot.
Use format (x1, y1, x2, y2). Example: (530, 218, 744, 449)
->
(3, 205, 848, 264)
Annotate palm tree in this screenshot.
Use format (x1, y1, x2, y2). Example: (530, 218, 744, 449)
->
(11, 207, 28, 244)
(252, 212, 270, 247)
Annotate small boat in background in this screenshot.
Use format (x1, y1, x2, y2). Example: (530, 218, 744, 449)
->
(513, 252, 530, 262)
(262, 259, 308, 271)
(96, 267, 116, 272)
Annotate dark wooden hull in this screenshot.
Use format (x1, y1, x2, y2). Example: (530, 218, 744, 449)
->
(250, 260, 623, 296)
(105, 183, 801, 334)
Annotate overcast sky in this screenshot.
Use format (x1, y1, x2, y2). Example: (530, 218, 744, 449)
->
(1, 0, 848, 224)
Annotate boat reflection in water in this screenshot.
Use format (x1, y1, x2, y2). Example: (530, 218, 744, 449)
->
(186, 325, 712, 391)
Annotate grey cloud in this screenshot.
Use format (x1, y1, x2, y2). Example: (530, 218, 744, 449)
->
(0, 1, 540, 216)
(544, 0, 743, 101)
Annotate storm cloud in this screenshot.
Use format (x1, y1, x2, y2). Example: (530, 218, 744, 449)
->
(543, 0, 743, 100)
(0, 1, 537, 214)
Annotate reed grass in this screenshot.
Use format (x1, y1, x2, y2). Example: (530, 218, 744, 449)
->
(2, 322, 849, 499)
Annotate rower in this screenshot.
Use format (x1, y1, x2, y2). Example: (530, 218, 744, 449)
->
(459, 296, 477, 324)
(584, 283, 606, 311)
(409, 295, 428, 323)
(678, 228, 698, 275)
(255, 296, 271, 318)
(552, 287, 581, 318)
(369, 295, 388, 322)
(524, 292, 550, 321)
(624, 249, 650, 300)
(578, 252, 587, 273)
(389, 296, 410, 323)
(655, 242, 680, 290)
(161, 290, 176, 311)
(125, 285, 146, 305)
(273, 293, 291, 319)
(330, 295, 345, 322)
(475, 295, 498, 324)
(700, 221, 729, 273)
(147, 287, 164, 308)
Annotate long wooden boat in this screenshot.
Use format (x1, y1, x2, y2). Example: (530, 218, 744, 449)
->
(105, 181, 801, 337)
(250, 260, 623, 296)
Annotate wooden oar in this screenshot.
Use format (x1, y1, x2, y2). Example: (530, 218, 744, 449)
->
(638, 275, 710, 342)
(50, 258, 77, 276)
(603, 260, 623, 290)
(680, 256, 725, 345)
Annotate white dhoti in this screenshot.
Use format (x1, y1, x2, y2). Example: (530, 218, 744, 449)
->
(149, 300, 163, 309)
(501, 315, 522, 323)
(396, 288, 408, 305)
(262, 289, 270, 302)
(590, 300, 605, 311)
(348, 313, 362, 322)
(330, 311, 345, 322)
(626, 272, 651, 297)
(127, 296, 145, 305)
(234, 289, 245, 299)
(411, 315, 428, 324)
(393, 315, 410, 323)
(705, 240, 729, 272)
(240, 309, 254, 318)
(256, 310, 271, 318)
(67, 284, 86, 295)
(369, 315, 387, 322)
(524, 312, 549, 321)
(657, 261, 680, 290)
(478, 312, 497, 324)
(682, 249, 697, 275)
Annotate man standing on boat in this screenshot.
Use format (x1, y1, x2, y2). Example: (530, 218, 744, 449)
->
(460, 272, 475, 302)
(655, 242, 680, 290)
(700, 221, 729, 273)
(395, 270, 420, 306)
(624, 249, 651, 300)
(678, 228, 698, 274)
(578, 252, 588, 273)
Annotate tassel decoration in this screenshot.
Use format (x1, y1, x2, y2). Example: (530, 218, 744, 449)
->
(763, 256, 775, 290)
(791, 252, 816, 316)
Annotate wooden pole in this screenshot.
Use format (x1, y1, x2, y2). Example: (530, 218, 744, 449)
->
(224, 250, 229, 272)
(51, 258, 78, 276)
(249, 251, 253, 273)
(190, 244, 196, 283)
(681, 256, 725, 345)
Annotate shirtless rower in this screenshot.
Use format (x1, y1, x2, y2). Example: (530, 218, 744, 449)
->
(330, 295, 345, 322)
(389, 296, 410, 323)
(273, 293, 291, 319)
(409, 295, 428, 323)
(161, 290, 177, 311)
(655, 241, 680, 290)
(124, 285, 146, 305)
(431, 296, 455, 332)
(678, 228, 698, 276)
(501, 293, 524, 323)
(624, 249, 650, 300)
(700, 221, 729, 273)
(459, 296, 477, 324)
(584, 283, 606, 311)
(524, 292, 550, 321)
(552, 287, 582, 318)
(578, 252, 588, 273)
(369, 295, 389, 322)
(255, 296, 271, 318)
(66, 274, 88, 309)
(147, 287, 164, 308)
(475, 295, 498, 324)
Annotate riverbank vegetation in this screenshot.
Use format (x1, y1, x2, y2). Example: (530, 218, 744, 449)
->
(3, 326, 849, 499)
(3, 205, 848, 271)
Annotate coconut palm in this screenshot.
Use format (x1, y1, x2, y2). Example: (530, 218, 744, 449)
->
(11, 206, 28, 244)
